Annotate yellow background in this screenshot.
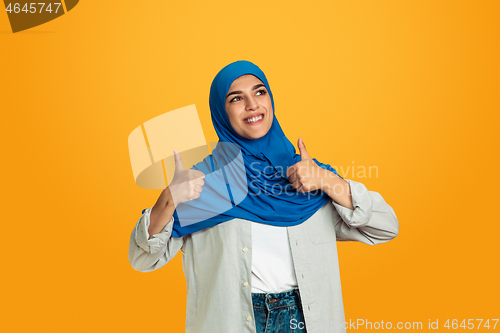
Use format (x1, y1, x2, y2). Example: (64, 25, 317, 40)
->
(1, 0, 499, 332)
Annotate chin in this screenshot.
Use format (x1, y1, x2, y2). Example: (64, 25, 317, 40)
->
(246, 130, 268, 140)
(239, 123, 271, 140)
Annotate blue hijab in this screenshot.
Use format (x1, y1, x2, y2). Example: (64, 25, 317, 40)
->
(164, 60, 343, 238)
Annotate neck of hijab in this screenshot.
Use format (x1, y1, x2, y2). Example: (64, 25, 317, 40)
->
(169, 60, 343, 238)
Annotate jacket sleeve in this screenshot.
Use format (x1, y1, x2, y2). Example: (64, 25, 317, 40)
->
(332, 179, 399, 245)
(128, 207, 185, 272)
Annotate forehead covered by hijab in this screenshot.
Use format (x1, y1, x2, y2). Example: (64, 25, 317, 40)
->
(209, 61, 276, 142)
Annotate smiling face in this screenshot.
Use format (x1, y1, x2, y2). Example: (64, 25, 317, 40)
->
(224, 74, 273, 140)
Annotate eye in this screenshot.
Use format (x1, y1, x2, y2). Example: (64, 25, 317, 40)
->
(229, 89, 267, 103)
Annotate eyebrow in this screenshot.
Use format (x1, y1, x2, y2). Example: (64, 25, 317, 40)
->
(225, 84, 267, 100)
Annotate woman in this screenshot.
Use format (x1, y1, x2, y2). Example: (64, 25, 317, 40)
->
(128, 60, 399, 333)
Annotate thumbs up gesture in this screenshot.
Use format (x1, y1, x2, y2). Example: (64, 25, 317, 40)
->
(286, 137, 327, 193)
(149, 150, 205, 232)
(167, 150, 206, 207)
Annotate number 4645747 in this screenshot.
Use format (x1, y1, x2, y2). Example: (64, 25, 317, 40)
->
(6, 3, 62, 14)
(444, 319, 499, 330)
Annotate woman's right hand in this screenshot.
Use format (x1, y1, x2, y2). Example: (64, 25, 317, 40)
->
(149, 150, 205, 236)
(168, 150, 206, 206)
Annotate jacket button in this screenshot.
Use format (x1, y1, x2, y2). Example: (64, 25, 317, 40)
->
(242, 247, 248, 252)
(243, 281, 249, 287)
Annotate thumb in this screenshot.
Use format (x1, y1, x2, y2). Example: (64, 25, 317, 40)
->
(173, 150, 185, 171)
(298, 137, 311, 160)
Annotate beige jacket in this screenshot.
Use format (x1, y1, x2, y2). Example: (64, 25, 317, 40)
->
(128, 179, 399, 333)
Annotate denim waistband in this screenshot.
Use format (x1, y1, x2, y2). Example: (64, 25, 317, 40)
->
(251, 288, 301, 310)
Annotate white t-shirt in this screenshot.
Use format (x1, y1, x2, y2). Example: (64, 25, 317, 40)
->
(250, 221, 299, 293)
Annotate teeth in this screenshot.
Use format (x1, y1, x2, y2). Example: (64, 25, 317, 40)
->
(244, 115, 263, 123)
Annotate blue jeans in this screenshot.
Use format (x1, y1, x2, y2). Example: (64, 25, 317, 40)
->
(252, 288, 307, 333)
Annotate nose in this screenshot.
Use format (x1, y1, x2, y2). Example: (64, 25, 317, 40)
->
(245, 94, 259, 111)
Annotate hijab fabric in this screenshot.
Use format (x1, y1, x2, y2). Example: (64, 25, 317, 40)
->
(163, 60, 343, 238)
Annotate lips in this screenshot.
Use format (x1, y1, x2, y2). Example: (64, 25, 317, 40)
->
(243, 113, 264, 121)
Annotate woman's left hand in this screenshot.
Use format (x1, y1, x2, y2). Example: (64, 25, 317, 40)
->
(286, 137, 329, 193)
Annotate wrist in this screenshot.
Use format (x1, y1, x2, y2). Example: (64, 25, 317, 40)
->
(165, 187, 177, 209)
(320, 170, 340, 192)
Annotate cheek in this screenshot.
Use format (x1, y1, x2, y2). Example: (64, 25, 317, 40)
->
(226, 108, 238, 124)
(267, 113, 273, 127)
